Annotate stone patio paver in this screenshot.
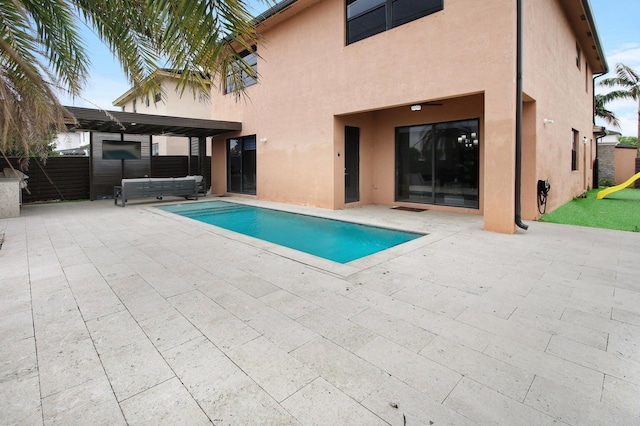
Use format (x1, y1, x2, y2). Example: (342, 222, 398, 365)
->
(1, 197, 639, 425)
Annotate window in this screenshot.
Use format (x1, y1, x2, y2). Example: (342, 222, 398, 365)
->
(571, 129, 578, 171)
(152, 143, 159, 156)
(585, 63, 589, 92)
(132, 99, 137, 113)
(227, 135, 257, 195)
(226, 48, 258, 94)
(576, 43, 581, 69)
(145, 95, 150, 107)
(396, 119, 480, 208)
(154, 88, 161, 103)
(346, 0, 443, 44)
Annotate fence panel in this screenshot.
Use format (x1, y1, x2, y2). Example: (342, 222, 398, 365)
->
(1, 157, 90, 202)
(151, 156, 189, 177)
(1, 154, 211, 203)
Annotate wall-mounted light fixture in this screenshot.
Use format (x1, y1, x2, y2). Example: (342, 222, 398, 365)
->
(259, 137, 268, 143)
(582, 137, 588, 144)
(543, 119, 554, 125)
(410, 104, 422, 111)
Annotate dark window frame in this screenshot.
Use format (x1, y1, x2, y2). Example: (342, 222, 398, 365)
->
(346, 0, 444, 45)
(571, 129, 579, 171)
(576, 43, 581, 69)
(227, 135, 257, 195)
(395, 118, 480, 209)
(225, 47, 258, 94)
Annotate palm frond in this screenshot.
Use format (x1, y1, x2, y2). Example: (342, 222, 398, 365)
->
(598, 63, 640, 101)
(1, 0, 270, 160)
(594, 97, 620, 127)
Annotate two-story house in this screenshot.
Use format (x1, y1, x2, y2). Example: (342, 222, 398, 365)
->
(209, 0, 607, 233)
(113, 69, 212, 156)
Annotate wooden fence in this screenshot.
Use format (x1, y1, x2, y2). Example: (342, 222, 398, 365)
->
(1, 156, 211, 203)
(1, 157, 90, 203)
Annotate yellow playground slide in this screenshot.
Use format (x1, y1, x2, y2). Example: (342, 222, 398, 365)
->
(597, 171, 640, 199)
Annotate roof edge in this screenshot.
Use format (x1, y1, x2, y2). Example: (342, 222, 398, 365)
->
(252, 0, 300, 25)
(581, 0, 609, 74)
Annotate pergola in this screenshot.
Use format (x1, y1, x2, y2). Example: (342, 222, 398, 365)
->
(64, 106, 241, 138)
(63, 106, 241, 200)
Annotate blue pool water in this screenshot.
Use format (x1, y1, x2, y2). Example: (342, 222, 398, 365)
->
(158, 201, 423, 263)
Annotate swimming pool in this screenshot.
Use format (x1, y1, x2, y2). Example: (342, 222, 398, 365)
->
(157, 201, 423, 263)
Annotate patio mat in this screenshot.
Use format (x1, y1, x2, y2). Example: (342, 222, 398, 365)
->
(391, 206, 428, 212)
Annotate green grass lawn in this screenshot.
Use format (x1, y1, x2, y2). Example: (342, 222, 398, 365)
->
(539, 188, 640, 232)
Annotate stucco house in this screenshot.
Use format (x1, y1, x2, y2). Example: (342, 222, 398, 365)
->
(113, 69, 212, 156)
(54, 130, 90, 155)
(209, 0, 607, 233)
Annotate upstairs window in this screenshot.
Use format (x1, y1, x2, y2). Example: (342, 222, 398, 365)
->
(226, 48, 258, 94)
(347, 0, 443, 45)
(571, 129, 578, 171)
(576, 43, 581, 69)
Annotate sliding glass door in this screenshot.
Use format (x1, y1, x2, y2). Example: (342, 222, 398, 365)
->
(227, 135, 256, 195)
(396, 119, 479, 208)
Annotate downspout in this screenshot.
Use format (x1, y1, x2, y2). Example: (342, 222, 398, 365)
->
(515, 0, 528, 230)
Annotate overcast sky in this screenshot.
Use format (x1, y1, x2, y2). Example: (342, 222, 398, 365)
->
(58, 0, 640, 136)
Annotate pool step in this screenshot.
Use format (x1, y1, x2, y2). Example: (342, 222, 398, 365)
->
(180, 203, 249, 217)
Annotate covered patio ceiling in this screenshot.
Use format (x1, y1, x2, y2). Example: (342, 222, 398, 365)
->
(63, 106, 241, 138)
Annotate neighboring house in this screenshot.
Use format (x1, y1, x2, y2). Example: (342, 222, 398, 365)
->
(54, 131, 90, 155)
(209, 0, 607, 233)
(113, 69, 212, 156)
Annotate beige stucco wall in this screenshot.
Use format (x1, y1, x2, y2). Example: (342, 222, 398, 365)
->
(522, 0, 597, 218)
(212, 0, 518, 232)
(211, 0, 599, 233)
(614, 145, 638, 184)
(335, 94, 485, 215)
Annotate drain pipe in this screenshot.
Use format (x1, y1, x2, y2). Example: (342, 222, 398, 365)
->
(515, 0, 528, 230)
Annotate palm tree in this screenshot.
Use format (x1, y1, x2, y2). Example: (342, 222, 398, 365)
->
(594, 94, 620, 128)
(598, 63, 640, 139)
(1, 0, 264, 160)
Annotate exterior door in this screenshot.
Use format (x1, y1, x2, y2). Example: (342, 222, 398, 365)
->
(227, 136, 256, 195)
(345, 126, 360, 203)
